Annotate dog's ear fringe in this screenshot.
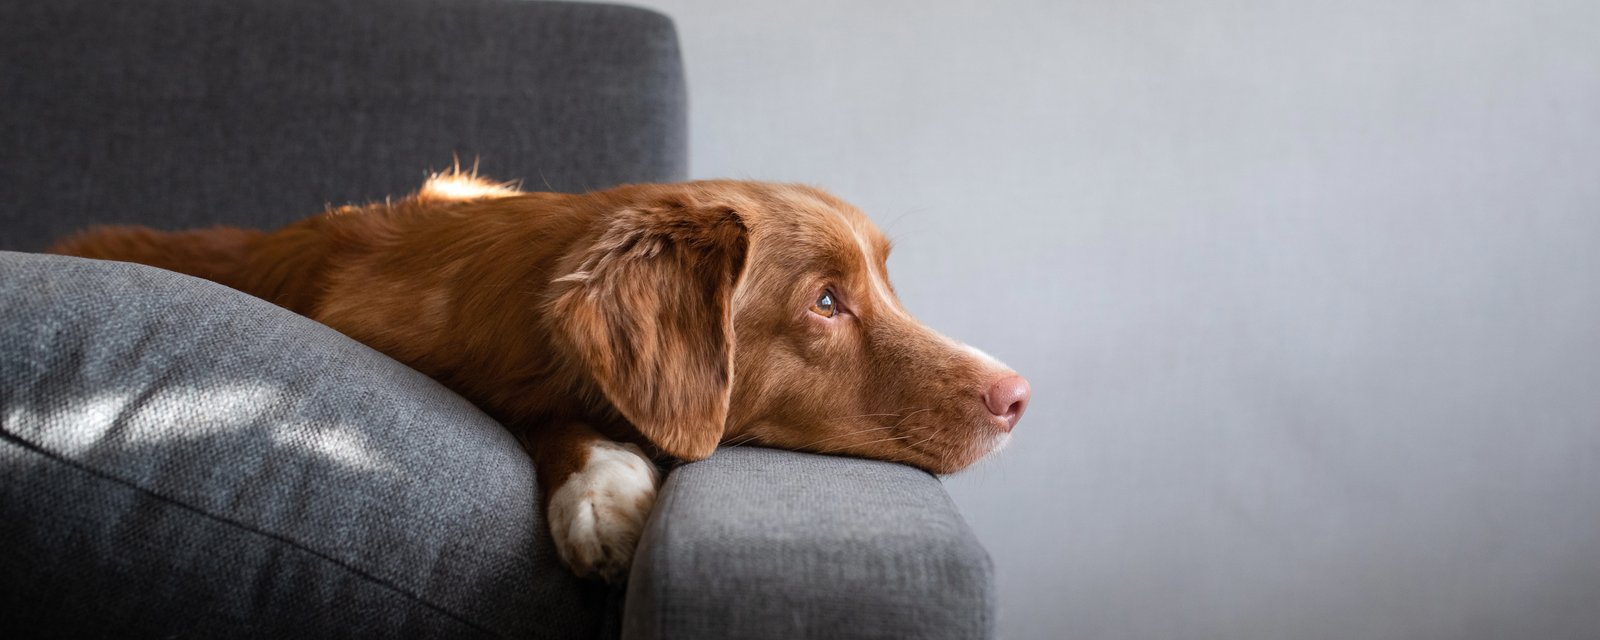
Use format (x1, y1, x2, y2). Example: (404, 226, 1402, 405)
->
(549, 199, 748, 461)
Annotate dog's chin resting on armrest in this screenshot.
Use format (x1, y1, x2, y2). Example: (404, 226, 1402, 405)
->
(50, 171, 1032, 583)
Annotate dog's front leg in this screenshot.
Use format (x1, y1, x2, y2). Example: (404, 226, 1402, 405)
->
(522, 420, 661, 584)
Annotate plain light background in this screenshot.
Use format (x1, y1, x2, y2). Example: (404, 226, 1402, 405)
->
(637, 1, 1600, 638)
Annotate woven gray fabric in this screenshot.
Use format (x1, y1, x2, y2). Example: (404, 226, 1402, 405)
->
(0, 0, 687, 251)
(623, 446, 996, 640)
(0, 251, 611, 637)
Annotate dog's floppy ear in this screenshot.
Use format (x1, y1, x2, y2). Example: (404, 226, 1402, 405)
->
(549, 194, 748, 461)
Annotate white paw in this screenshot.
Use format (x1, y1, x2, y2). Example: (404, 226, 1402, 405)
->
(547, 440, 661, 583)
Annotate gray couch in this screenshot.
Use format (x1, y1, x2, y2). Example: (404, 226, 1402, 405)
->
(0, 1, 993, 638)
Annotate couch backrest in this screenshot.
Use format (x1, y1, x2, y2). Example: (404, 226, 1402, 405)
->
(0, 0, 687, 251)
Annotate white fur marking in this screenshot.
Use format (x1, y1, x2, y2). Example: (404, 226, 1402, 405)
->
(852, 226, 903, 314)
(417, 172, 522, 202)
(547, 440, 661, 583)
(988, 431, 1013, 456)
(551, 270, 591, 284)
(960, 342, 1007, 368)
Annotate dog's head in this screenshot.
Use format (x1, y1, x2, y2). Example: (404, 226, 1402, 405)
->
(550, 181, 1029, 474)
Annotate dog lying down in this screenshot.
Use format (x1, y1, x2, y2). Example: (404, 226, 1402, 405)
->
(51, 171, 1032, 583)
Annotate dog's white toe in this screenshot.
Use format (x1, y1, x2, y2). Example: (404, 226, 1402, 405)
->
(547, 440, 661, 583)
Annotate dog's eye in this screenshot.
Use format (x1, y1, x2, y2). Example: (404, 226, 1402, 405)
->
(811, 291, 837, 318)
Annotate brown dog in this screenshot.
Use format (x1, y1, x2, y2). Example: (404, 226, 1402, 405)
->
(50, 171, 1031, 582)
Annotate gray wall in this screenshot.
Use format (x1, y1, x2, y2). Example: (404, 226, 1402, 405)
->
(639, 1, 1600, 637)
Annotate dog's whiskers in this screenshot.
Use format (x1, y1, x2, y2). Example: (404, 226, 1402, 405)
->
(905, 430, 940, 451)
(721, 431, 764, 447)
(794, 417, 933, 451)
(796, 425, 898, 449)
(817, 433, 913, 455)
(889, 407, 934, 429)
(727, 407, 937, 453)
(818, 409, 923, 423)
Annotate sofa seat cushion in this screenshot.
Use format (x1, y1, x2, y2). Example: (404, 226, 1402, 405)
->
(0, 251, 610, 637)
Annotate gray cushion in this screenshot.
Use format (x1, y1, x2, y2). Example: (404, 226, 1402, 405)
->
(624, 446, 995, 640)
(0, 0, 688, 251)
(0, 251, 612, 637)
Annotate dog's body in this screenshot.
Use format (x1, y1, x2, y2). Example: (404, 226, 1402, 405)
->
(51, 172, 1030, 582)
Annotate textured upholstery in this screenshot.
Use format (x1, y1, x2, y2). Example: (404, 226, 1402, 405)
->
(0, 251, 611, 637)
(0, 0, 687, 251)
(625, 447, 995, 640)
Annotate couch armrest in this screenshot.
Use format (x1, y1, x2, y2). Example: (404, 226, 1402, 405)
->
(622, 446, 995, 640)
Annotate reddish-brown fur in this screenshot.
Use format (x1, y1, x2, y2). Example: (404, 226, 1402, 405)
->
(51, 172, 1024, 568)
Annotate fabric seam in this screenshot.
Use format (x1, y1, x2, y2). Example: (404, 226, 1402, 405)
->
(0, 429, 502, 638)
